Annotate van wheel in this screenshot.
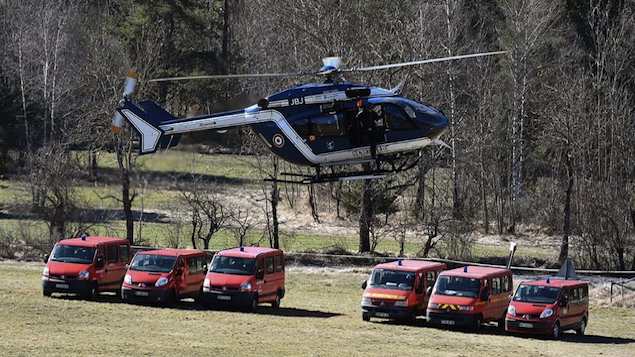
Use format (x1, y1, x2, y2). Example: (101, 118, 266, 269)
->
(81, 285, 96, 300)
(248, 295, 258, 312)
(43, 289, 52, 297)
(362, 312, 371, 322)
(551, 321, 561, 339)
(575, 318, 586, 336)
(271, 294, 281, 309)
(473, 316, 482, 332)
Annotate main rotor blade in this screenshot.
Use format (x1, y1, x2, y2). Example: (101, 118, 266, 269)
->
(343, 51, 507, 72)
(148, 72, 310, 82)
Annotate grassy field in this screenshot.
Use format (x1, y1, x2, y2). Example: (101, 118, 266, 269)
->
(1, 262, 633, 356)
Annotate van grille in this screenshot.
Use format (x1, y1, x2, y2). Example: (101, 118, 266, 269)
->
(210, 285, 240, 292)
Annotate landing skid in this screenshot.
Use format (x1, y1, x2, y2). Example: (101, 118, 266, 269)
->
(265, 153, 421, 184)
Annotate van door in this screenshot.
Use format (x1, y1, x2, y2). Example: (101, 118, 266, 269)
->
(185, 255, 206, 295)
(103, 243, 126, 290)
(559, 288, 573, 327)
(263, 255, 277, 301)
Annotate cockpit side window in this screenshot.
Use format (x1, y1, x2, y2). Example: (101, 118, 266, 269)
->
(384, 104, 417, 131)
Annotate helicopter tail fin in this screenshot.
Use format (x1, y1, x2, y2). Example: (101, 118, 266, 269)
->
(116, 100, 181, 154)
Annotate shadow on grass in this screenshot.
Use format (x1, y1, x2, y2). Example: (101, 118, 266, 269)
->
(1, 207, 169, 224)
(93, 167, 254, 187)
(50, 293, 342, 319)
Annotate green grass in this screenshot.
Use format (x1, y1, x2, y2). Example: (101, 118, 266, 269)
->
(96, 150, 261, 180)
(0, 217, 556, 263)
(0, 262, 633, 356)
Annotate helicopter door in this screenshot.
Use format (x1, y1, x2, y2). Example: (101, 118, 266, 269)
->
(300, 113, 353, 154)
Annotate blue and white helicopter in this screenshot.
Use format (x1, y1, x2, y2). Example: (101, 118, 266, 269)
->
(112, 51, 505, 183)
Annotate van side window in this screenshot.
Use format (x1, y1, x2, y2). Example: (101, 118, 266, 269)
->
(265, 257, 274, 274)
(274, 255, 284, 272)
(188, 256, 205, 274)
(256, 259, 265, 279)
(502, 275, 511, 292)
(581, 285, 588, 301)
(426, 271, 436, 288)
(119, 245, 130, 263)
(106, 245, 119, 263)
(492, 277, 502, 295)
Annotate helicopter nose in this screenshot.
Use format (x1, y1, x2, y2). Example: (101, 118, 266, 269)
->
(418, 110, 449, 139)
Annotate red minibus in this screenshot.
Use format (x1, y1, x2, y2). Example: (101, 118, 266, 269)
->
(427, 266, 513, 329)
(506, 278, 589, 338)
(42, 236, 131, 298)
(121, 248, 209, 304)
(202, 247, 285, 310)
(361, 260, 446, 322)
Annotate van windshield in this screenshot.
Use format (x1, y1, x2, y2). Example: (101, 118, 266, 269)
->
(210, 256, 256, 276)
(434, 276, 481, 298)
(130, 254, 176, 273)
(369, 269, 415, 291)
(50, 244, 95, 264)
(514, 284, 561, 304)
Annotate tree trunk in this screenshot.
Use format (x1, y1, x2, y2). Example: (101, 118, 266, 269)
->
(116, 140, 135, 245)
(271, 180, 279, 249)
(558, 153, 574, 264)
(308, 184, 320, 223)
(358, 176, 373, 253)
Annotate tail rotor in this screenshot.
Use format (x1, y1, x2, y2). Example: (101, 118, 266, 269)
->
(111, 69, 138, 133)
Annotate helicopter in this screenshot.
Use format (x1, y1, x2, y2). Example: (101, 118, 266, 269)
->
(112, 51, 506, 184)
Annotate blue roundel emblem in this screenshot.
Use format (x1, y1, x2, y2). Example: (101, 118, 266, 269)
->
(272, 134, 285, 148)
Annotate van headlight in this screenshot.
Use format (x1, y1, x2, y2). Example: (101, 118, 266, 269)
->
(428, 302, 439, 309)
(155, 277, 168, 287)
(240, 282, 252, 292)
(507, 305, 516, 317)
(78, 271, 90, 280)
(203, 278, 210, 288)
(540, 308, 554, 319)
(361, 296, 373, 306)
(124, 274, 132, 285)
(42, 267, 49, 280)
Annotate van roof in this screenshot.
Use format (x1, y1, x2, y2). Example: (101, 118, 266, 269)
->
(520, 278, 588, 288)
(57, 236, 128, 247)
(218, 246, 281, 258)
(138, 248, 204, 257)
(440, 266, 511, 279)
(374, 260, 446, 272)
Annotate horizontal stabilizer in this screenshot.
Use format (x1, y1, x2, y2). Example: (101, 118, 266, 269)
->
(117, 102, 164, 154)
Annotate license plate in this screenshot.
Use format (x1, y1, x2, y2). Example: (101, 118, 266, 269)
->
(375, 312, 390, 318)
(55, 284, 69, 289)
(217, 295, 231, 301)
(441, 320, 455, 325)
(134, 291, 149, 297)
(518, 322, 533, 328)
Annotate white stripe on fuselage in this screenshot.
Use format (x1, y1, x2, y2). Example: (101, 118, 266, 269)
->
(157, 108, 437, 165)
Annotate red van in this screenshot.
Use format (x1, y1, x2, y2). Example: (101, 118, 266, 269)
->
(361, 260, 446, 322)
(202, 247, 285, 310)
(121, 248, 209, 304)
(505, 278, 589, 338)
(42, 236, 131, 298)
(427, 266, 513, 329)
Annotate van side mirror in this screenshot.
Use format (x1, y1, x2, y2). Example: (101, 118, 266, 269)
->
(202, 263, 208, 272)
(95, 256, 104, 269)
(361, 280, 367, 289)
(426, 286, 433, 295)
(480, 290, 490, 301)
(44, 254, 49, 263)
